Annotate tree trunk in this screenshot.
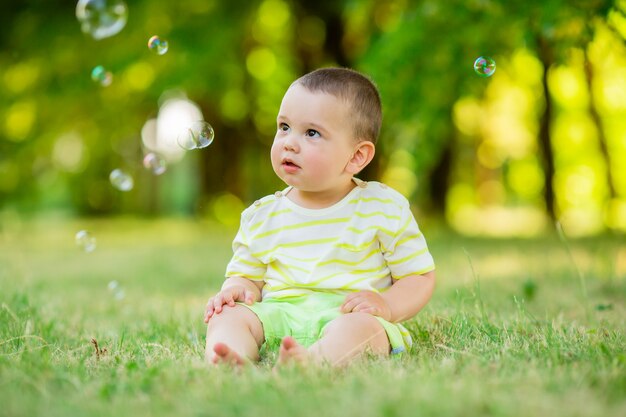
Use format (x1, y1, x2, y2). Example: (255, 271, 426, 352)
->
(428, 139, 452, 213)
(537, 36, 557, 220)
(583, 50, 616, 199)
(292, 0, 382, 180)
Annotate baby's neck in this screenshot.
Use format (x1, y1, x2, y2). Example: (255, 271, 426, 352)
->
(287, 181, 357, 209)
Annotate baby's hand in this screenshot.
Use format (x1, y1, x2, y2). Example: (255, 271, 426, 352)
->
(340, 290, 392, 322)
(204, 285, 256, 323)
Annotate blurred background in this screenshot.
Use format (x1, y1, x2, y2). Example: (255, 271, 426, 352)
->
(1, 0, 625, 237)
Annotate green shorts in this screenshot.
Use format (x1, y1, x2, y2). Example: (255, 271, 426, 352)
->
(238, 292, 411, 355)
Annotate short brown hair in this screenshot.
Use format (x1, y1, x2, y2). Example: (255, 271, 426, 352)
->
(293, 67, 382, 145)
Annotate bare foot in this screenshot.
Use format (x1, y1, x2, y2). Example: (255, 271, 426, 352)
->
(211, 342, 247, 366)
(276, 336, 310, 367)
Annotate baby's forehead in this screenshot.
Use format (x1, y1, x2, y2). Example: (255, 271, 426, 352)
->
(290, 82, 349, 99)
(284, 83, 352, 109)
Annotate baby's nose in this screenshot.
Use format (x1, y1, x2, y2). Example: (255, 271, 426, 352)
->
(283, 135, 299, 151)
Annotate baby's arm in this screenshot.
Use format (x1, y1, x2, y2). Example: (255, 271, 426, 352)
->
(381, 271, 435, 323)
(203, 276, 265, 322)
(340, 271, 435, 323)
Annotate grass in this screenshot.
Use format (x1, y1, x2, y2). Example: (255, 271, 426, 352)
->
(0, 216, 624, 417)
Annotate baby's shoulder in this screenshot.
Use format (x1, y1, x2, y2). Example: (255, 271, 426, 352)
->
(240, 190, 285, 222)
(360, 181, 410, 209)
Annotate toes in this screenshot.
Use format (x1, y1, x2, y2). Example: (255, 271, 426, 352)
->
(281, 336, 297, 350)
(213, 342, 230, 357)
(277, 336, 311, 367)
(211, 343, 246, 366)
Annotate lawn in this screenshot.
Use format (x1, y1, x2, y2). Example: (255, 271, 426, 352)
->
(1, 216, 624, 417)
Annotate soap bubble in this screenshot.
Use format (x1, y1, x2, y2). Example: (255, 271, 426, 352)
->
(187, 331, 199, 344)
(107, 280, 125, 301)
(176, 121, 214, 150)
(148, 36, 169, 55)
(109, 169, 134, 191)
(91, 65, 113, 86)
(76, 0, 128, 40)
(143, 152, 167, 175)
(75, 230, 96, 252)
(473, 56, 496, 77)
(177, 132, 197, 151)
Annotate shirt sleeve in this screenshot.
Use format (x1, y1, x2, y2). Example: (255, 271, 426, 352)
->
(382, 203, 435, 279)
(224, 210, 266, 281)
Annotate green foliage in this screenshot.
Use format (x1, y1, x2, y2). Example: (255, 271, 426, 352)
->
(0, 0, 625, 236)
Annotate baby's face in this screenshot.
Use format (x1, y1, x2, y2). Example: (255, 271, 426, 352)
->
(271, 84, 357, 193)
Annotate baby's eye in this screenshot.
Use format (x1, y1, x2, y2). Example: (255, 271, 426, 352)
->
(305, 129, 320, 138)
(278, 123, 290, 133)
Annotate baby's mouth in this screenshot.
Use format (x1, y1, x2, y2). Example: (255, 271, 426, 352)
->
(282, 159, 300, 168)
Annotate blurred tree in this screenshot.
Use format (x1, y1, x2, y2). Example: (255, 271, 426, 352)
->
(359, 0, 621, 227)
(517, 0, 615, 220)
(0, 0, 624, 235)
(360, 0, 519, 212)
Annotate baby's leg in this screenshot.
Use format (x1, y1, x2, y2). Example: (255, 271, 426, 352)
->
(205, 304, 264, 365)
(277, 312, 389, 367)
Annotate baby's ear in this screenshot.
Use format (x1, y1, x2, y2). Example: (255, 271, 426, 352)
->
(346, 141, 375, 175)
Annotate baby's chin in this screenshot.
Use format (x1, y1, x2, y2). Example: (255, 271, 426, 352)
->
(273, 170, 305, 188)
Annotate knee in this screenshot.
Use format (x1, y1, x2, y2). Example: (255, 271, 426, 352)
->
(323, 312, 389, 355)
(327, 312, 385, 336)
(207, 305, 252, 329)
(206, 305, 264, 343)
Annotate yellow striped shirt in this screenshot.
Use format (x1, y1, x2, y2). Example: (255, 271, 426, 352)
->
(225, 179, 435, 300)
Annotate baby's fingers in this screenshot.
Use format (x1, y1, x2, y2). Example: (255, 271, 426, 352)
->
(204, 298, 215, 322)
(243, 290, 256, 305)
(352, 300, 377, 313)
(225, 292, 236, 307)
(341, 292, 367, 312)
(342, 292, 358, 305)
(213, 294, 227, 314)
(341, 296, 362, 313)
(352, 302, 366, 312)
